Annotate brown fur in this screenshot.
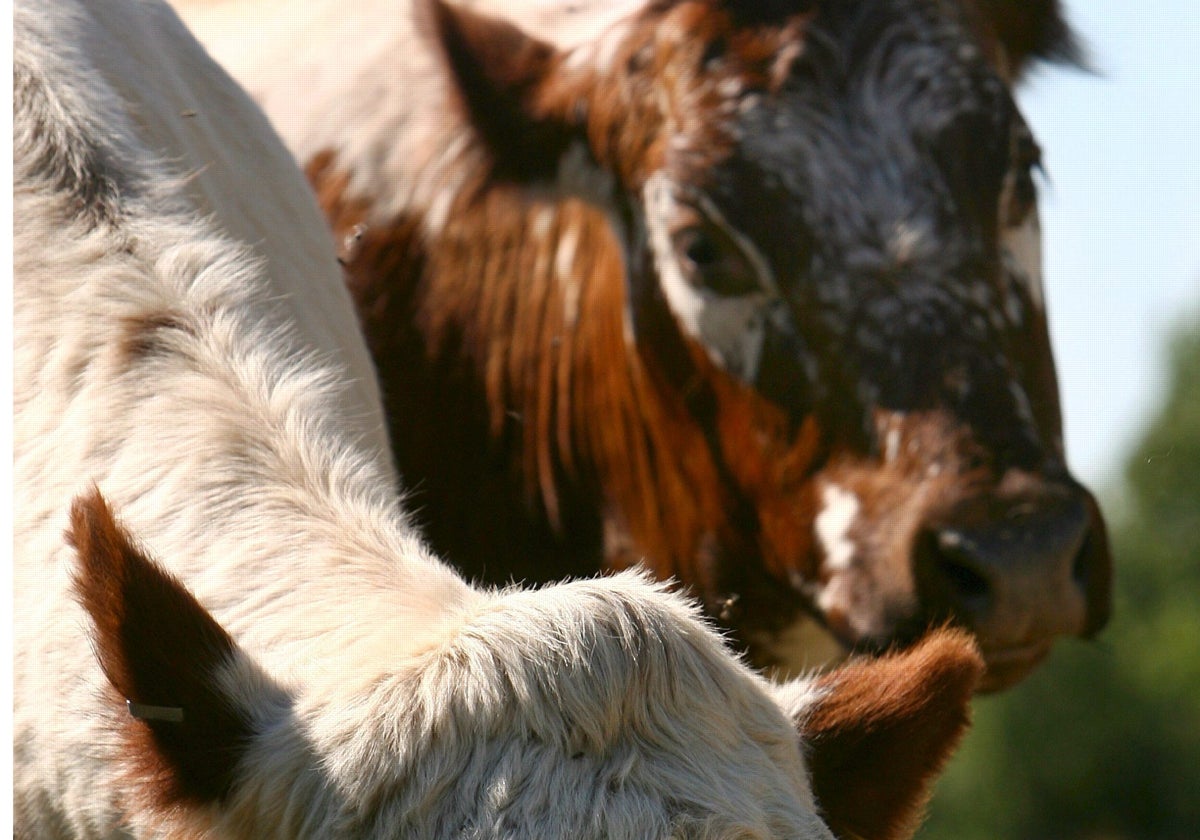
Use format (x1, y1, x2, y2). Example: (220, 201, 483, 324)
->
(307, 5, 842, 647)
(806, 627, 985, 840)
(68, 490, 253, 818)
(119, 311, 190, 364)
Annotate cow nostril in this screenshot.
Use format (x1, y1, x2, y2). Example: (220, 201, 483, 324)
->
(915, 485, 1112, 645)
(914, 529, 994, 623)
(936, 549, 991, 602)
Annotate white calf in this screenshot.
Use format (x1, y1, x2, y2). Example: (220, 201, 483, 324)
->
(12, 1, 981, 838)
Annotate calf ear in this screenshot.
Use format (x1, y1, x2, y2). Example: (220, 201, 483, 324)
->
(420, 0, 592, 187)
(779, 628, 984, 840)
(68, 489, 258, 813)
(971, 0, 1084, 75)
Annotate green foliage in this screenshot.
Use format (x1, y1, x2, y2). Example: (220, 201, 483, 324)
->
(918, 319, 1200, 840)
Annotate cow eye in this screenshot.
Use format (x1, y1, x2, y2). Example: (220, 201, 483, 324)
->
(671, 222, 760, 297)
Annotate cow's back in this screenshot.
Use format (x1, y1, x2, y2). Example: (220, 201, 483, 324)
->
(19, 0, 390, 461)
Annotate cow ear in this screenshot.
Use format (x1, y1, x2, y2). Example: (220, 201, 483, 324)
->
(777, 628, 984, 840)
(68, 489, 263, 813)
(422, 0, 590, 187)
(972, 0, 1085, 75)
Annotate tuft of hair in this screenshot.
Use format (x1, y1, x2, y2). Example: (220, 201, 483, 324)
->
(68, 488, 253, 813)
(976, 0, 1086, 70)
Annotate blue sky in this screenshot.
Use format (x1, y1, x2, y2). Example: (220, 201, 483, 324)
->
(1017, 0, 1199, 490)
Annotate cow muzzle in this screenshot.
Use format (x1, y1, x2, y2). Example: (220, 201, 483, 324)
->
(912, 470, 1112, 691)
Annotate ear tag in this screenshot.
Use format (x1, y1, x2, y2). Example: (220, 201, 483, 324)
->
(127, 700, 185, 723)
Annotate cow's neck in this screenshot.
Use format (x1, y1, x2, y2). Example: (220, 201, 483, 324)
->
(23, 195, 477, 687)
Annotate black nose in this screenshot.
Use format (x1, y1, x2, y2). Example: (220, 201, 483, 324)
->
(914, 480, 1112, 649)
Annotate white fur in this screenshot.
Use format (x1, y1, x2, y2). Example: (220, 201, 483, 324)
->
(13, 1, 840, 836)
(1002, 205, 1045, 312)
(814, 485, 860, 573)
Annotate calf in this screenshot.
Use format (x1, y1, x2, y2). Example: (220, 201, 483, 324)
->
(13, 1, 980, 837)
(178, 0, 1113, 690)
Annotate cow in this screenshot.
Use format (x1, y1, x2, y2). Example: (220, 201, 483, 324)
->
(12, 1, 982, 837)
(176, 0, 1114, 691)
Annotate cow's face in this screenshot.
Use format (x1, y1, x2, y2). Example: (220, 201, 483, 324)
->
(430, 0, 1110, 690)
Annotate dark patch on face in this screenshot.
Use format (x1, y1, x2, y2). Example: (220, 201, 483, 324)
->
(601, 1, 1111, 668)
(671, 0, 1051, 471)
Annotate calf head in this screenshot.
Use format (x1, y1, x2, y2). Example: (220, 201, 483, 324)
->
(425, 0, 1110, 690)
(71, 489, 983, 839)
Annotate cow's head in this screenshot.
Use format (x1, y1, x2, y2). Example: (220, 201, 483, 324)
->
(71, 488, 982, 839)
(426, 0, 1110, 690)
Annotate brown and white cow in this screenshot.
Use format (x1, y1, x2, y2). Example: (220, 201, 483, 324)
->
(178, 0, 1112, 690)
(14, 1, 981, 837)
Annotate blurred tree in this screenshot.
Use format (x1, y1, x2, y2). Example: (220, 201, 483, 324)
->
(917, 316, 1200, 840)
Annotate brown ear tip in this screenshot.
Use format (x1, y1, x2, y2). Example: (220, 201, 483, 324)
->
(904, 626, 987, 701)
(915, 625, 985, 670)
(66, 488, 144, 621)
(805, 628, 986, 840)
(67, 485, 111, 540)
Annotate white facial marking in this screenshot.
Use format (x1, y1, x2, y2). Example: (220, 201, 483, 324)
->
(645, 174, 705, 332)
(1002, 205, 1044, 311)
(814, 574, 860, 634)
(642, 171, 781, 383)
(888, 220, 931, 265)
(815, 485, 859, 572)
(884, 427, 901, 463)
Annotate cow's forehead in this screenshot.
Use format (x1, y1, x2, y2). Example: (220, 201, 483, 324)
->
(637, 1, 1020, 193)
(563, 0, 1024, 206)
